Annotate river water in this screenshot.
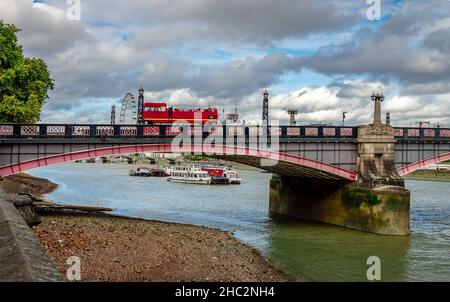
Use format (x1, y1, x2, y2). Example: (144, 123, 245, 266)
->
(28, 163, 450, 281)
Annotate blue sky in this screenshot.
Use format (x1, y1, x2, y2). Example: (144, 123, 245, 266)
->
(2, 0, 450, 126)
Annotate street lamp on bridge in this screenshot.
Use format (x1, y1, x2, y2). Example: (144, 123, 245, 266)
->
(138, 86, 145, 125)
(287, 108, 298, 126)
(110, 105, 116, 125)
(371, 93, 384, 126)
(342, 112, 347, 126)
(262, 90, 270, 126)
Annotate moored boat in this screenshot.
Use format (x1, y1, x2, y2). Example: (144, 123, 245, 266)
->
(129, 167, 170, 177)
(223, 167, 242, 184)
(210, 176, 230, 185)
(165, 164, 241, 185)
(167, 170, 211, 185)
(201, 165, 242, 185)
(167, 165, 211, 184)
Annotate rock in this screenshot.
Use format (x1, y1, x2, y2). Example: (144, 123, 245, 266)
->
(17, 205, 42, 226)
(0, 193, 42, 226)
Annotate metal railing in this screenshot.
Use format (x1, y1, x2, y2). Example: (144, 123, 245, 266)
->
(0, 124, 358, 139)
(1, 124, 449, 140)
(393, 127, 450, 139)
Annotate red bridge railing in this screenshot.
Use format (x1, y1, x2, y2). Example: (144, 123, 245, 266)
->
(393, 127, 450, 139)
(0, 124, 358, 139)
(1, 124, 449, 140)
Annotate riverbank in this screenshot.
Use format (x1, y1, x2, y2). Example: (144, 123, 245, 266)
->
(0, 173, 290, 282)
(0, 173, 58, 195)
(403, 170, 450, 182)
(32, 213, 288, 281)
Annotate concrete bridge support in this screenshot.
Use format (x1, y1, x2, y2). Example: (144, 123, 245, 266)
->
(269, 94, 411, 235)
(269, 176, 410, 235)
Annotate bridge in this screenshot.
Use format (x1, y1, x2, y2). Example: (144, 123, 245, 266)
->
(1, 124, 449, 178)
(1, 96, 448, 235)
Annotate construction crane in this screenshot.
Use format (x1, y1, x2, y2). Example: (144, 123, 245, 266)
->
(342, 112, 347, 126)
(415, 121, 430, 128)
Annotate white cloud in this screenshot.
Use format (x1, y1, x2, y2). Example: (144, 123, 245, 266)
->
(2, 0, 450, 128)
(0, 0, 91, 56)
(384, 95, 423, 112)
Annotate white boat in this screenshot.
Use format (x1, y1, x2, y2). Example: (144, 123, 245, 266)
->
(167, 165, 212, 185)
(129, 167, 169, 177)
(196, 164, 242, 185)
(223, 167, 242, 184)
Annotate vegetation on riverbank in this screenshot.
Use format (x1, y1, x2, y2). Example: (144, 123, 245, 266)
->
(403, 170, 450, 182)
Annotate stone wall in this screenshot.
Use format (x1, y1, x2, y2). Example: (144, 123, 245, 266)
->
(0, 197, 63, 281)
(357, 124, 404, 187)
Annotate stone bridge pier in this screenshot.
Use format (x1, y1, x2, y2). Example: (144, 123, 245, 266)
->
(269, 94, 410, 235)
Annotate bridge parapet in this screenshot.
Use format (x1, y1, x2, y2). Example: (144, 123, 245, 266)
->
(394, 127, 450, 140)
(0, 124, 358, 140)
(2, 124, 449, 141)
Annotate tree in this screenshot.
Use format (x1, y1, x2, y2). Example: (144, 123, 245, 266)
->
(0, 21, 54, 123)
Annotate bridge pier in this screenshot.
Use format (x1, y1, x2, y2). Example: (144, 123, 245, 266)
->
(269, 175, 410, 235)
(269, 94, 411, 235)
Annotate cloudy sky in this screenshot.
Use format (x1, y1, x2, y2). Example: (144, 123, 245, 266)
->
(1, 0, 450, 126)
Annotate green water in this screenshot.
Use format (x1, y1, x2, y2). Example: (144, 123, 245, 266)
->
(265, 220, 411, 281)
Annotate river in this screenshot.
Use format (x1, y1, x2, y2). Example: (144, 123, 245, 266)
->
(28, 163, 450, 281)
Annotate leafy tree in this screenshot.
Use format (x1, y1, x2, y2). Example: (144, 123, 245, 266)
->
(0, 21, 54, 123)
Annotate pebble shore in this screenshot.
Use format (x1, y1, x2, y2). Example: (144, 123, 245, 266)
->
(32, 213, 289, 281)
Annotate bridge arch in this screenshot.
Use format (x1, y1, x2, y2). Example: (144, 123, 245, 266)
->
(0, 144, 358, 181)
(397, 151, 450, 176)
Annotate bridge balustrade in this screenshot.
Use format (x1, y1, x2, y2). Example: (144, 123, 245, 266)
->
(1, 124, 449, 141)
(0, 124, 361, 140)
(393, 127, 450, 140)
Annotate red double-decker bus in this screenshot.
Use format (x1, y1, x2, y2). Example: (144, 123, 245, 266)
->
(143, 102, 218, 125)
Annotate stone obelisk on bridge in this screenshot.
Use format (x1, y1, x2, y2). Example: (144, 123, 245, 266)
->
(270, 94, 410, 235)
(357, 93, 405, 187)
